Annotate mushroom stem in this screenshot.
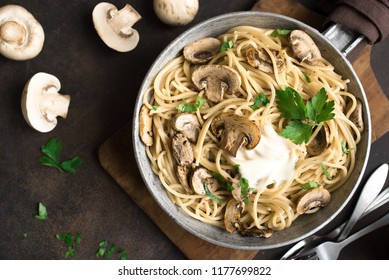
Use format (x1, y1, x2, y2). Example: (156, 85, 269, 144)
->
(41, 88, 70, 121)
(108, 4, 141, 36)
(0, 20, 26, 45)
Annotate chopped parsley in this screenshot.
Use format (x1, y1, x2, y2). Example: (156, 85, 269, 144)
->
(251, 93, 270, 110)
(212, 173, 234, 191)
(234, 164, 240, 173)
(204, 183, 222, 204)
(302, 72, 312, 83)
(341, 140, 353, 154)
(96, 240, 127, 260)
(270, 28, 292, 37)
(321, 162, 332, 180)
(220, 40, 233, 52)
(240, 178, 250, 203)
(176, 96, 206, 113)
(276, 87, 335, 144)
(56, 233, 82, 259)
(302, 181, 320, 190)
(152, 105, 158, 111)
(35, 202, 48, 220)
(39, 138, 83, 173)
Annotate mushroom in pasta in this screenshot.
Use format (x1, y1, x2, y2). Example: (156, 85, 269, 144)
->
(139, 105, 153, 146)
(183, 37, 221, 64)
(172, 133, 194, 166)
(224, 198, 243, 233)
(246, 47, 285, 73)
(191, 65, 241, 103)
(176, 165, 193, 194)
(172, 113, 201, 143)
(346, 98, 364, 134)
(306, 126, 328, 156)
(296, 187, 331, 214)
(289, 30, 321, 65)
(211, 113, 261, 157)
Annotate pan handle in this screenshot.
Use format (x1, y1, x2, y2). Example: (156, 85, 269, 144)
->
(323, 23, 364, 57)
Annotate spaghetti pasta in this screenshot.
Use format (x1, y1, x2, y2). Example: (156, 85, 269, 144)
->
(140, 26, 360, 237)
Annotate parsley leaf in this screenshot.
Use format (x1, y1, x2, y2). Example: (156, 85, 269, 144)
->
(152, 105, 158, 111)
(56, 233, 81, 259)
(176, 96, 205, 112)
(302, 181, 320, 190)
(341, 140, 353, 154)
(35, 202, 48, 220)
(204, 183, 222, 204)
(276, 87, 335, 144)
(240, 178, 250, 203)
(280, 120, 312, 144)
(321, 162, 332, 180)
(251, 93, 270, 110)
(271, 28, 292, 37)
(39, 138, 83, 173)
(220, 40, 233, 52)
(212, 173, 234, 191)
(302, 72, 311, 83)
(276, 87, 306, 120)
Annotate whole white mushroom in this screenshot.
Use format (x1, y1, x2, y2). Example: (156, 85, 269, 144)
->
(153, 0, 199, 26)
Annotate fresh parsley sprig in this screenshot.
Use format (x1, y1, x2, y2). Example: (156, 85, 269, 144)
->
(176, 96, 206, 113)
(276, 87, 335, 144)
(39, 138, 83, 173)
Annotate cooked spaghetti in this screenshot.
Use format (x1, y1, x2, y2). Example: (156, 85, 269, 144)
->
(140, 26, 361, 236)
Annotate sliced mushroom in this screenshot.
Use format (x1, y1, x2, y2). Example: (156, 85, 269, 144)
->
(192, 65, 241, 103)
(211, 113, 261, 157)
(183, 37, 221, 64)
(92, 3, 141, 52)
(346, 98, 364, 133)
(246, 47, 284, 73)
(176, 165, 193, 194)
(189, 167, 211, 195)
(306, 126, 328, 156)
(240, 227, 273, 238)
(139, 105, 153, 146)
(172, 113, 201, 143)
(224, 198, 243, 233)
(21, 72, 70, 133)
(0, 5, 45, 60)
(296, 187, 331, 214)
(172, 133, 194, 166)
(289, 30, 321, 65)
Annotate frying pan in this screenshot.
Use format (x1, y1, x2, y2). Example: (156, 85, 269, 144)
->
(132, 12, 371, 250)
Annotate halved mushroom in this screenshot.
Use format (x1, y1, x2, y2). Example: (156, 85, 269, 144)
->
(211, 113, 261, 157)
(176, 165, 193, 194)
(306, 125, 328, 156)
(189, 167, 210, 195)
(290, 30, 321, 65)
(0, 5, 45, 60)
(172, 133, 194, 166)
(191, 65, 241, 103)
(21, 72, 70, 133)
(183, 37, 221, 64)
(224, 198, 243, 233)
(92, 3, 141, 52)
(246, 47, 285, 73)
(240, 227, 273, 238)
(346, 98, 364, 134)
(139, 105, 153, 146)
(172, 113, 201, 143)
(296, 187, 331, 214)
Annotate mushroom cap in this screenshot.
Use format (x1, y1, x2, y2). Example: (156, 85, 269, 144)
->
(92, 3, 141, 52)
(306, 125, 328, 156)
(246, 47, 284, 73)
(183, 37, 221, 64)
(211, 113, 261, 156)
(139, 105, 153, 146)
(224, 198, 243, 233)
(192, 65, 241, 103)
(296, 187, 331, 214)
(153, 0, 199, 26)
(172, 113, 200, 143)
(0, 5, 44, 60)
(290, 30, 321, 65)
(172, 133, 194, 166)
(21, 72, 71, 133)
(176, 165, 193, 194)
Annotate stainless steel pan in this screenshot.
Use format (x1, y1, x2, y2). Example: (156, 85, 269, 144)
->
(132, 12, 371, 250)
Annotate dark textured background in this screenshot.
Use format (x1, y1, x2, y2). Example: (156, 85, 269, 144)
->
(0, 0, 388, 260)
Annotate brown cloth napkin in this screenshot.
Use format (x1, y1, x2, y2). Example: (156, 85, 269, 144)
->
(327, 0, 389, 43)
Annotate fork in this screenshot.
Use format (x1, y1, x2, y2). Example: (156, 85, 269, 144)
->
(290, 211, 389, 260)
(281, 186, 389, 259)
(281, 163, 389, 260)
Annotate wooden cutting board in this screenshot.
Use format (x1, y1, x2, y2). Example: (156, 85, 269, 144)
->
(98, 0, 389, 260)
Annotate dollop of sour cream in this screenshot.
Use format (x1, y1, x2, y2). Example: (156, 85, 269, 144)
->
(229, 124, 299, 191)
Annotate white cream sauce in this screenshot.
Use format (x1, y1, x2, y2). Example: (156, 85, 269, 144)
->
(229, 124, 298, 191)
